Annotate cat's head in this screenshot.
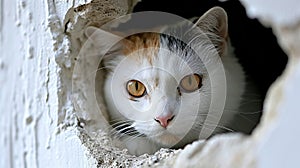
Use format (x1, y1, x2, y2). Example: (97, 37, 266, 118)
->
(88, 7, 229, 147)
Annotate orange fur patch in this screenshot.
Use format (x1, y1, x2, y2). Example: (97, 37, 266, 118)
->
(122, 33, 160, 65)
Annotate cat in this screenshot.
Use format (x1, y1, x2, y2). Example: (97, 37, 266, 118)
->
(87, 6, 261, 155)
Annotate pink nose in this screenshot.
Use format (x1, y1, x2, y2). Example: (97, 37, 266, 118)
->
(154, 115, 175, 128)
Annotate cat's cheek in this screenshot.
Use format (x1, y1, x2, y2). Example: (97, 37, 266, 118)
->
(130, 97, 152, 111)
(130, 100, 149, 112)
(133, 121, 157, 135)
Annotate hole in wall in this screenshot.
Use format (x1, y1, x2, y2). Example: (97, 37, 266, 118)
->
(69, 0, 288, 165)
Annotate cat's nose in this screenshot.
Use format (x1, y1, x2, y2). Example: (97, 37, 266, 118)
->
(154, 114, 175, 128)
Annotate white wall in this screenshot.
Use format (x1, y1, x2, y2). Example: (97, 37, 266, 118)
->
(240, 0, 300, 167)
(0, 0, 95, 167)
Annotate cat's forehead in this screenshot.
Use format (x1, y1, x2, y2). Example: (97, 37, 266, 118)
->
(122, 33, 160, 65)
(120, 32, 205, 79)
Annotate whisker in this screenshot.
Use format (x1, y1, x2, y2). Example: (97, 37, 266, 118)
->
(110, 124, 132, 134)
(121, 132, 146, 143)
(114, 130, 141, 139)
(238, 110, 262, 115)
(85, 66, 112, 80)
(110, 120, 132, 127)
(192, 122, 235, 133)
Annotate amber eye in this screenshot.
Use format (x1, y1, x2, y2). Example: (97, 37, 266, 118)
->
(179, 74, 202, 93)
(126, 80, 147, 98)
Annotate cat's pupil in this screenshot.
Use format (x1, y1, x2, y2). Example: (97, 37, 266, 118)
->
(135, 81, 139, 91)
(188, 77, 192, 85)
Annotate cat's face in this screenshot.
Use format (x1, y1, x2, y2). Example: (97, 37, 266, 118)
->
(103, 32, 215, 147)
(97, 7, 229, 147)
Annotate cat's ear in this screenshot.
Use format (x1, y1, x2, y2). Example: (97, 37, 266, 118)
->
(85, 26, 124, 55)
(195, 7, 228, 56)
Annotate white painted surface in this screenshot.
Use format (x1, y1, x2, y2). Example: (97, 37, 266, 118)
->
(0, 0, 95, 167)
(240, 1, 300, 168)
(240, 0, 300, 26)
(257, 62, 300, 168)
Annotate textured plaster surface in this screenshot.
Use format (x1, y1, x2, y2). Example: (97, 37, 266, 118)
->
(0, 0, 93, 167)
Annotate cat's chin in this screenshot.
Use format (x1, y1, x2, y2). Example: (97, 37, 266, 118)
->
(150, 131, 182, 147)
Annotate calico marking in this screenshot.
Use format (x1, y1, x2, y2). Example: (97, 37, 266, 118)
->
(122, 32, 160, 65)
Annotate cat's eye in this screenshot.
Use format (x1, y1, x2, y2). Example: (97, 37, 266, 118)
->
(126, 80, 147, 98)
(179, 74, 202, 93)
